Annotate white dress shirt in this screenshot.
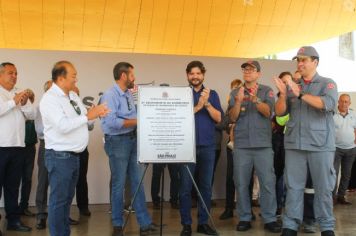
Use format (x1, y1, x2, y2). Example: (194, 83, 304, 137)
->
(0, 85, 36, 147)
(40, 83, 90, 153)
(34, 106, 44, 140)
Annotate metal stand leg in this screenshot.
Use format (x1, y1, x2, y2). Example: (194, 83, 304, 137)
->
(184, 164, 219, 235)
(123, 163, 149, 231)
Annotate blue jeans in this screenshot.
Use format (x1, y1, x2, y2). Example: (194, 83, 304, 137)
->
(45, 149, 79, 236)
(179, 145, 215, 225)
(104, 135, 151, 227)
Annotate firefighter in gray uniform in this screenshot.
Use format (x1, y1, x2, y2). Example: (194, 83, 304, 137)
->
(229, 60, 281, 233)
(274, 46, 337, 236)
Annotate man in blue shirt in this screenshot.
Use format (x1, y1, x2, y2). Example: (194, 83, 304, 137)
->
(180, 61, 223, 236)
(100, 62, 156, 236)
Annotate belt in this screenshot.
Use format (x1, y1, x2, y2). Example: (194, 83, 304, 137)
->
(46, 149, 80, 156)
(105, 130, 137, 138)
(118, 130, 137, 137)
(66, 151, 80, 156)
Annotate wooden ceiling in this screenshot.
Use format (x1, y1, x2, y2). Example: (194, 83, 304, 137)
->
(0, 0, 355, 57)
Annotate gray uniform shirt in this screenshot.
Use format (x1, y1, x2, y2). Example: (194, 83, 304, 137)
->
(229, 83, 275, 148)
(284, 73, 338, 152)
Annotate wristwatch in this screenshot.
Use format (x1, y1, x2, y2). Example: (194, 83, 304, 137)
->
(298, 92, 305, 100)
(255, 97, 262, 104)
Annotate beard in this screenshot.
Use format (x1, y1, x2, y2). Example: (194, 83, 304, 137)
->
(126, 80, 134, 89)
(188, 78, 203, 88)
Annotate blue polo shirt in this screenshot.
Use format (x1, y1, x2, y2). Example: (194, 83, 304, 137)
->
(193, 86, 223, 146)
(100, 84, 136, 135)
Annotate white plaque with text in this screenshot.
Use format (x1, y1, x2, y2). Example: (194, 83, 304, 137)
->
(138, 86, 196, 163)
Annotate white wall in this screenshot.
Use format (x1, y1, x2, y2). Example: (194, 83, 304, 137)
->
(0, 48, 296, 207)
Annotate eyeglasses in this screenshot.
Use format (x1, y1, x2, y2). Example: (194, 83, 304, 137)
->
(126, 96, 132, 111)
(70, 100, 81, 115)
(241, 67, 257, 73)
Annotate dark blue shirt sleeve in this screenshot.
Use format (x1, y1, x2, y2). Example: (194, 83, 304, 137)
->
(209, 90, 224, 120)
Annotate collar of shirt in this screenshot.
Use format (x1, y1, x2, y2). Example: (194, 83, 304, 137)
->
(243, 83, 259, 94)
(302, 72, 321, 85)
(114, 83, 131, 97)
(336, 109, 350, 118)
(51, 83, 81, 106)
(192, 85, 205, 94)
(0, 85, 19, 97)
(52, 83, 68, 98)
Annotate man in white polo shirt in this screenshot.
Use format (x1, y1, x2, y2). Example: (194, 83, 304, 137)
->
(0, 62, 35, 234)
(333, 94, 356, 205)
(40, 61, 109, 236)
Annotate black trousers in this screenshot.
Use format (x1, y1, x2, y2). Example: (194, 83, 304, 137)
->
(0, 147, 25, 224)
(303, 166, 315, 222)
(76, 147, 89, 210)
(151, 163, 180, 202)
(349, 160, 356, 189)
(20, 144, 36, 210)
(272, 132, 285, 209)
(224, 147, 235, 209)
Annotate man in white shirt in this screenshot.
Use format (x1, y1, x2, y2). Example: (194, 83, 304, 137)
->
(333, 94, 356, 205)
(0, 62, 35, 233)
(40, 61, 109, 236)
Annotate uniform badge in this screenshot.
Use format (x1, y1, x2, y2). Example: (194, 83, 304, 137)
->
(327, 83, 335, 89)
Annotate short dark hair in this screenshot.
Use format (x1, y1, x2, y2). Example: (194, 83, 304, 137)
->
(0, 62, 15, 73)
(113, 62, 134, 81)
(310, 56, 320, 66)
(51, 60, 72, 82)
(278, 71, 293, 79)
(186, 61, 206, 74)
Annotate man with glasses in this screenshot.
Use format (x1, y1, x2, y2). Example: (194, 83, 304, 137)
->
(100, 62, 156, 236)
(40, 61, 109, 236)
(229, 60, 281, 233)
(0, 62, 34, 234)
(274, 46, 338, 236)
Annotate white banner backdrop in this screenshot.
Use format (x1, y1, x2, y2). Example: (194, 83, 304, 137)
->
(0, 48, 296, 207)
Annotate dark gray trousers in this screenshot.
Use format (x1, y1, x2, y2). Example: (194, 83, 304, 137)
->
(333, 147, 356, 197)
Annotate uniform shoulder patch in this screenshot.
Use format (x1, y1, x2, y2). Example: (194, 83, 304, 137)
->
(327, 83, 335, 89)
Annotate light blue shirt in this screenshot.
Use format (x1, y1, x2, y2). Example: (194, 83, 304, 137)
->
(100, 84, 136, 135)
(334, 109, 356, 149)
